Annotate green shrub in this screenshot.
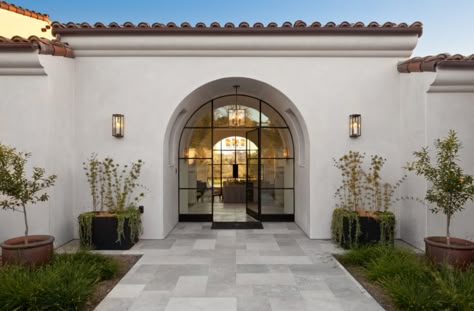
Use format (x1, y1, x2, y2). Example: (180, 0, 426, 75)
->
(52, 250, 119, 280)
(365, 248, 425, 281)
(340, 245, 474, 310)
(0, 251, 118, 310)
(338, 244, 397, 267)
(432, 264, 474, 310)
(381, 271, 440, 310)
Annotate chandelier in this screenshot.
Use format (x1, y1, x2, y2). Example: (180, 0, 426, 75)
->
(228, 85, 246, 127)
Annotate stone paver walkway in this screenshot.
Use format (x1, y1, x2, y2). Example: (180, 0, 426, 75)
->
(95, 223, 383, 311)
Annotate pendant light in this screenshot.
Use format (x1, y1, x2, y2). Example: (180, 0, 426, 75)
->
(231, 85, 240, 178)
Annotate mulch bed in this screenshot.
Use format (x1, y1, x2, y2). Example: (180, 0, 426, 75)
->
(334, 255, 397, 311)
(85, 254, 141, 311)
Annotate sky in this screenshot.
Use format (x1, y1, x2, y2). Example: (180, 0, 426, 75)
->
(7, 0, 474, 56)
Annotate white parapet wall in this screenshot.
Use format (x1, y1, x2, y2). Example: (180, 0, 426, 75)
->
(399, 67, 474, 250)
(2, 28, 473, 246)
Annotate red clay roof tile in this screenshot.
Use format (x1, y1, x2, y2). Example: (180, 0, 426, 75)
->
(51, 21, 423, 36)
(0, 1, 50, 22)
(398, 54, 474, 72)
(0, 35, 74, 58)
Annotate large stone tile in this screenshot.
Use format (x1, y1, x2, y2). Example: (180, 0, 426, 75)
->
(94, 223, 382, 311)
(290, 262, 345, 278)
(252, 284, 301, 298)
(338, 297, 385, 311)
(129, 291, 170, 311)
(236, 273, 296, 285)
(325, 276, 365, 298)
(138, 255, 212, 265)
(155, 264, 209, 276)
(300, 290, 344, 311)
(193, 239, 216, 250)
(236, 264, 270, 273)
(139, 239, 176, 249)
(173, 276, 208, 297)
(95, 298, 134, 311)
(108, 284, 146, 298)
(246, 241, 280, 251)
(206, 284, 253, 297)
(236, 255, 312, 265)
(294, 274, 329, 290)
(237, 296, 271, 311)
(268, 296, 306, 311)
(144, 270, 180, 291)
(164, 297, 237, 311)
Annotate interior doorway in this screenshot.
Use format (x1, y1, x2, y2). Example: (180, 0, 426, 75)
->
(178, 89, 295, 224)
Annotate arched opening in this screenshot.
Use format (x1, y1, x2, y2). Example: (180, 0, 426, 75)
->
(178, 93, 295, 224)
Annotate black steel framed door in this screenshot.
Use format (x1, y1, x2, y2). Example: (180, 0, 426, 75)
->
(246, 128, 261, 220)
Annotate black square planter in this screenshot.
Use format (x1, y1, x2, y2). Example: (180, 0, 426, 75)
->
(90, 216, 138, 250)
(342, 215, 393, 248)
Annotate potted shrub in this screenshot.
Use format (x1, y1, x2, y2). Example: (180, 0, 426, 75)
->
(407, 130, 474, 267)
(79, 154, 144, 250)
(331, 151, 403, 248)
(0, 143, 57, 266)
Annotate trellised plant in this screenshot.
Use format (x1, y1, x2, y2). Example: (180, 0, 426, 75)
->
(80, 155, 145, 247)
(332, 151, 404, 248)
(406, 130, 474, 246)
(0, 144, 56, 243)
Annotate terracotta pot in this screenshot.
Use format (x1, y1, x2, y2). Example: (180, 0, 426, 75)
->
(424, 236, 474, 268)
(1, 235, 54, 266)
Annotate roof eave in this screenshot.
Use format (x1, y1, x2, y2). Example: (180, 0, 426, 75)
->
(52, 27, 423, 37)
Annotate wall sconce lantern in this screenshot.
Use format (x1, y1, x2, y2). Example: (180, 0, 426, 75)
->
(349, 114, 361, 138)
(112, 114, 124, 138)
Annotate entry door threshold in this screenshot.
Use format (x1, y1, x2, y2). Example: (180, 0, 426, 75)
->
(211, 222, 263, 229)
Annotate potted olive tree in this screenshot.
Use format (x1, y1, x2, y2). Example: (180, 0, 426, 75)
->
(331, 151, 404, 248)
(79, 154, 144, 250)
(0, 143, 57, 266)
(407, 130, 474, 267)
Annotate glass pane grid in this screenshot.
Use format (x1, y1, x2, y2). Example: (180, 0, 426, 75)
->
(179, 94, 294, 220)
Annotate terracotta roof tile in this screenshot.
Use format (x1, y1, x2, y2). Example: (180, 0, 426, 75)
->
(398, 54, 474, 73)
(51, 21, 423, 36)
(0, 1, 50, 22)
(0, 36, 74, 58)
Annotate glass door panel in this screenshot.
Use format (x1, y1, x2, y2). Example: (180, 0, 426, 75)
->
(246, 128, 260, 220)
(179, 159, 212, 215)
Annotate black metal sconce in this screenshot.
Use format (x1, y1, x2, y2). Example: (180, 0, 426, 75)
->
(112, 114, 124, 138)
(349, 114, 361, 138)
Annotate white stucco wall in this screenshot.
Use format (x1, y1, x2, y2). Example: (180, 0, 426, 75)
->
(3, 32, 473, 245)
(0, 53, 74, 248)
(400, 68, 474, 249)
(65, 53, 410, 239)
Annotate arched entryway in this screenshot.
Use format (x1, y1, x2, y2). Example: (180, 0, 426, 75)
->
(178, 90, 295, 225)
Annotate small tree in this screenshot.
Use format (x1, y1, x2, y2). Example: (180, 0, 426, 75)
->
(0, 144, 57, 243)
(406, 130, 474, 245)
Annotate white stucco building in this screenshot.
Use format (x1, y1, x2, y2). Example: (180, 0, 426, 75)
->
(0, 17, 473, 250)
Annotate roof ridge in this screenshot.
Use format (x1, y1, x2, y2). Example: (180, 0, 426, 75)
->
(0, 1, 50, 22)
(0, 35, 74, 58)
(398, 53, 474, 73)
(51, 21, 423, 37)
